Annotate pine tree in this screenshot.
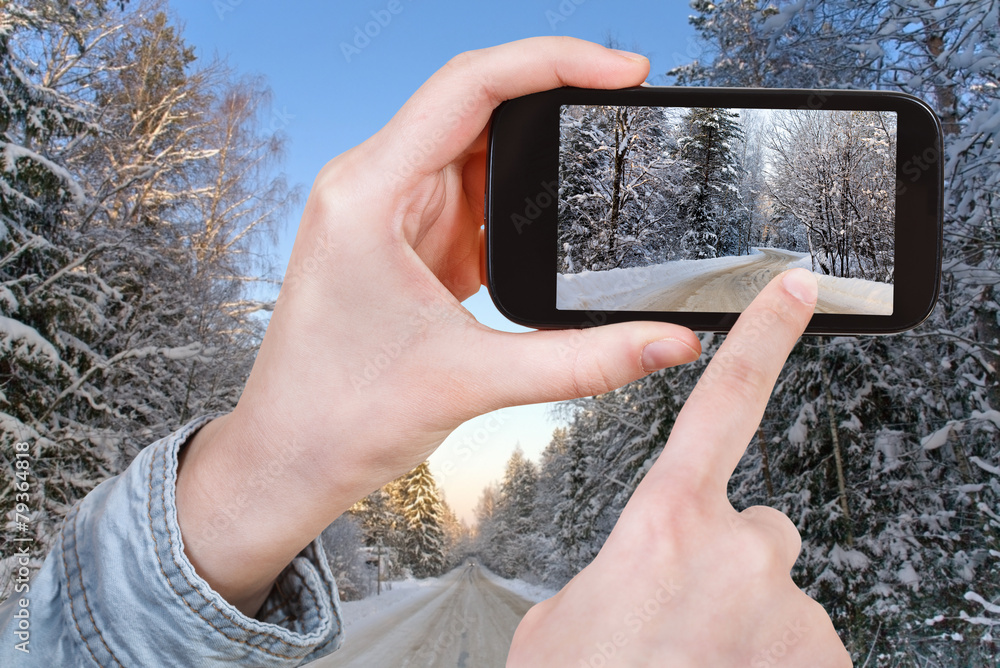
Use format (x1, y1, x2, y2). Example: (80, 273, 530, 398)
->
(676, 107, 745, 259)
(438, 496, 468, 569)
(348, 483, 408, 579)
(488, 446, 539, 578)
(397, 461, 448, 578)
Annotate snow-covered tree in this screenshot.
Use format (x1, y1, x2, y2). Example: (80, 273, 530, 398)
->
(348, 482, 408, 579)
(397, 461, 448, 578)
(439, 492, 471, 570)
(676, 107, 745, 259)
(558, 104, 682, 272)
(472, 481, 500, 560)
(482, 446, 539, 579)
(731, 108, 770, 256)
(765, 109, 896, 281)
(0, 0, 297, 595)
(320, 514, 374, 602)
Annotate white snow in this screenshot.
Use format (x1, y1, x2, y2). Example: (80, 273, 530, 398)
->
(556, 250, 767, 311)
(964, 591, 1000, 615)
(897, 562, 921, 589)
(1, 141, 87, 206)
(336, 576, 437, 630)
(969, 457, 1000, 477)
(158, 342, 206, 361)
(972, 409, 1000, 430)
(556, 247, 893, 314)
(921, 423, 955, 451)
(0, 314, 61, 366)
(477, 563, 558, 604)
(812, 274, 894, 314)
(829, 544, 871, 570)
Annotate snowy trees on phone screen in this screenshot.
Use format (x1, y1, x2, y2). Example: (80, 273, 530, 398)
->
(676, 107, 745, 259)
(766, 110, 896, 282)
(558, 105, 679, 272)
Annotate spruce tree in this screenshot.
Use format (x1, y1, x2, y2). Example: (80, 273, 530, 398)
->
(397, 461, 448, 578)
(676, 107, 745, 259)
(490, 446, 538, 578)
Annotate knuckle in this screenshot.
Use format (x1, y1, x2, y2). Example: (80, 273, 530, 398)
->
(757, 298, 801, 333)
(444, 49, 479, 72)
(735, 523, 787, 575)
(567, 330, 620, 398)
(745, 505, 803, 560)
(718, 353, 770, 396)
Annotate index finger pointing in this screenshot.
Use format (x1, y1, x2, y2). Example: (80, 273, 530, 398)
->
(648, 269, 818, 499)
(376, 37, 650, 176)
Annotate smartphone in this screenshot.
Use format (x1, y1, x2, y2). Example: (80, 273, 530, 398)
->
(485, 86, 943, 334)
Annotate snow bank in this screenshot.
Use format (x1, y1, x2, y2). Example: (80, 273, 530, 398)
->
(336, 576, 436, 629)
(477, 564, 558, 604)
(557, 248, 893, 315)
(813, 274, 893, 315)
(776, 253, 893, 314)
(557, 250, 765, 311)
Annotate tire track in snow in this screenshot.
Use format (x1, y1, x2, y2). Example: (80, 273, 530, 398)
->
(316, 562, 532, 667)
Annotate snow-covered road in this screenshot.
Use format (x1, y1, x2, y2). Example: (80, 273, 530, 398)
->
(637, 248, 800, 310)
(557, 248, 893, 314)
(313, 563, 533, 667)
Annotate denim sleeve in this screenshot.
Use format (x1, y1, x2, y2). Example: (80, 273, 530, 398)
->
(0, 413, 345, 666)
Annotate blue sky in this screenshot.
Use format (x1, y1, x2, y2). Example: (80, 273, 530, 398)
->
(168, 0, 700, 522)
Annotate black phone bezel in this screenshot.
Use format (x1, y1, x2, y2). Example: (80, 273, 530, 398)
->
(485, 86, 943, 334)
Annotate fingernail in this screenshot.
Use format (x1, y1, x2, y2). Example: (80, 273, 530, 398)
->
(782, 268, 818, 305)
(641, 338, 699, 373)
(611, 48, 648, 65)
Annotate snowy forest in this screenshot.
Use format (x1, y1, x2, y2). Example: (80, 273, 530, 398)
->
(1, 0, 301, 577)
(485, 1, 1000, 666)
(557, 104, 897, 313)
(559, 105, 896, 282)
(0, 0, 472, 602)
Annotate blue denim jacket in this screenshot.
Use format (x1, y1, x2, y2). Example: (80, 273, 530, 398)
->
(0, 413, 345, 666)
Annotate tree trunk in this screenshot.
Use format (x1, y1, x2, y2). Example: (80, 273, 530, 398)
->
(608, 108, 626, 264)
(820, 340, 854, 546)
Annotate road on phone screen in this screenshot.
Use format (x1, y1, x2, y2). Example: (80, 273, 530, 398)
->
(314, 562, 533, 668)
(635, 248, 890, 313)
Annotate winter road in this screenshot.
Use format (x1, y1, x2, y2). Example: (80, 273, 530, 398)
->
(314, 562, 533, 667)
(635, 248, 892, 313)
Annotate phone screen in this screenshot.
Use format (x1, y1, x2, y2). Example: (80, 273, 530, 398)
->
(556, 105, 896, 315)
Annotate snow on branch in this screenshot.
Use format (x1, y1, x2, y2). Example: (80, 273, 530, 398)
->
(961, 592, 1000, 627)
(1, 141, 88, 207)
(0, 314, 60, 367)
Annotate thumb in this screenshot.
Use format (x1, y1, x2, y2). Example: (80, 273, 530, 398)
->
(469, 322, 702, 410)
